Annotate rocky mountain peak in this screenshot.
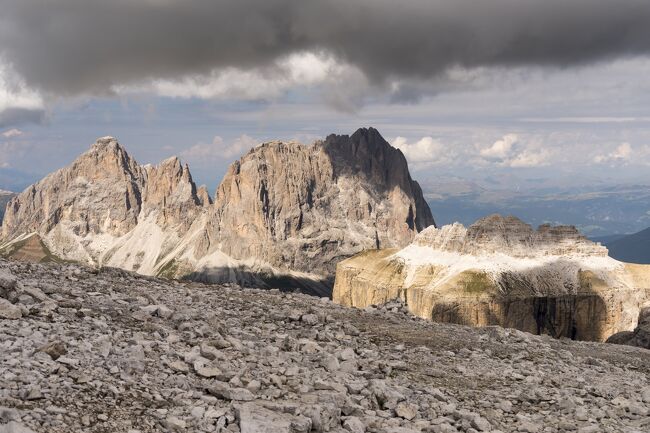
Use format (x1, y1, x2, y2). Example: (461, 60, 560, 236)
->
(414, 214, 607, 258)
(335, 213, 649, 342)
(320, 128, 434, 232)
(202, 130, 435, 289)
(1, 128, 434, 294)
(1, 137, 207, 267)
(74, 136, 143, 184)
(92, 135, 119, 148)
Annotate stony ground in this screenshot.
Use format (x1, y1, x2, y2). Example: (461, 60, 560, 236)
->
(0, 259, 649, 433)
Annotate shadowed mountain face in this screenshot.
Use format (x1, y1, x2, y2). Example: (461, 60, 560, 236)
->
(0, 191, 14, 225)
(0, 128, 434, 295)
(322, 128, 434, 232)
(333, 214, 650, 342)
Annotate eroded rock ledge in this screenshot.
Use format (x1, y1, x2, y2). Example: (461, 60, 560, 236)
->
(333, 214, 650, 342)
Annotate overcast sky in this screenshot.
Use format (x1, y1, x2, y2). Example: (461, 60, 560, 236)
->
(1, 0, 650, 192)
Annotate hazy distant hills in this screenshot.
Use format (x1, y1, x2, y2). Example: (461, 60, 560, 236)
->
(424, 179, 650, 237)
(424, 180, 650, 263)
(599, 228, 650, 264)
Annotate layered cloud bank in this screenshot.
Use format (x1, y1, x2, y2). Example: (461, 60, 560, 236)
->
(2, 0, 650, 105)
(2, 0, 650, 184)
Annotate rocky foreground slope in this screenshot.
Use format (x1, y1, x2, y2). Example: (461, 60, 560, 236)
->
(0, 128, 434, 295)
(333, 215, 650, 343)
(1, 258, 649, 433)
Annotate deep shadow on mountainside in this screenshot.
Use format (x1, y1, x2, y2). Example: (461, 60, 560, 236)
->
(0, 190, 15, 225)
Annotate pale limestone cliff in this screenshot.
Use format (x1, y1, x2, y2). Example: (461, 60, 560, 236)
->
(607, 306, 650, 349)
(1, 128, 434, 294)
(190, 128, 435, 281)
(0, 137, 208, 273)
(333, 215, 650, 341)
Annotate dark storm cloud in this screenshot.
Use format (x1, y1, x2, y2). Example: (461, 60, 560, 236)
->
(1, 0, 650, 96)
(0, 107, 45, 129)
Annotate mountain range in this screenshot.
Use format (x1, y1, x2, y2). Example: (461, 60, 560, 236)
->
(0, 128, 434, 295)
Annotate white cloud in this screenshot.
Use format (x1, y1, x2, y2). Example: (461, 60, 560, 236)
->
(392, 136, 450, 167)
(593, 142, 633, 164)
(480, 134, 518, 159)
(2, 128, 23, 138)
(476, 133, 551, 168)
(115, 52, 366, 107)
(507, 148, 552, 168)
(181, 135, 258, 163)
(0, 61, 43, 114)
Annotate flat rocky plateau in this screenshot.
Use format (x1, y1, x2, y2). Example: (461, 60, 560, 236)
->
(1, 259, 649, 433)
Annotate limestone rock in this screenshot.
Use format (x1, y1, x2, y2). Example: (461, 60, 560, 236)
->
(38, 341, 67, 360)
(1, 128, 434, 295)
(333, 214, 650, 342)
(0, 269, 16, 290)
(0, 137, 206, 272)
(0, 299, 21, 319)
(0, 422, 37, 433)
(607, 307, 650, 349)
(237, 403, 307, 433)
(205, 128, 433, 276)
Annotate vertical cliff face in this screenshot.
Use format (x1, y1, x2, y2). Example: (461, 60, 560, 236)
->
(0, 190, 15, 226)
(0, 128, 435, 294)
(200, 128, 436, 281)
(321, 128, 434, 234)
(333, 215, 650, 342)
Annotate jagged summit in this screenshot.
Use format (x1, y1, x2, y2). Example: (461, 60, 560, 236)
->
(202, 128, 435, 288)
(414, 214, 607, 257)
(320, 128, 435, 231)
(1, 136, 207, 269)
(93, 135, 118, 146)
(1, 129, 435, 294)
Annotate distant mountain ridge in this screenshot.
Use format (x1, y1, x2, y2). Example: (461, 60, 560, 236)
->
(425, 180, 650, 237)
(0, 128, 435, 295)
(602, 227, 650, 264)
